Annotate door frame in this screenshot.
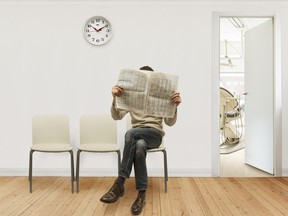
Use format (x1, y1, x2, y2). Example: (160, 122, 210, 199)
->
(211, 12, 282, 177)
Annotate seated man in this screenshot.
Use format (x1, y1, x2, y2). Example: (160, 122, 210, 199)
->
(100, 66, 182, 215)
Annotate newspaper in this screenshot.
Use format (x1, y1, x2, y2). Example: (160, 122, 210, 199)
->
(115, 68, 179, 118)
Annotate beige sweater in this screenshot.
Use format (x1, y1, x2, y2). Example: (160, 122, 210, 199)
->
(110, 103, 177, 136)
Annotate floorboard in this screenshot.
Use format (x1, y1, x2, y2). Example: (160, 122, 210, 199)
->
(0, 177, 287, 216)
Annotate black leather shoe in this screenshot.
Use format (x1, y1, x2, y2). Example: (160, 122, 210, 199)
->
(131, 191, 146, 215)
(100, 182, 124, 204)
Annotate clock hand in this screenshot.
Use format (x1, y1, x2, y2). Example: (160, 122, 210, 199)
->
(91, 25, 98, 32)
(97, 24, 108, 32)
(90, 24, 107, 32)
(90, 26, 101, 32)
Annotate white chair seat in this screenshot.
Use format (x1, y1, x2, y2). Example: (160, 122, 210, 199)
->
(78, 143, 120, 152)
(31, 143, 73, 151)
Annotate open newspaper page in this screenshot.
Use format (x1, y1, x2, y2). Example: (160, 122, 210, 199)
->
(116, 69, 149, 111)
(115, 69, 178, 117)
(146, 72, 178, 117)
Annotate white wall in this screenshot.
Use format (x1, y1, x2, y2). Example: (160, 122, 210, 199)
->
(0, 0, 287, 177)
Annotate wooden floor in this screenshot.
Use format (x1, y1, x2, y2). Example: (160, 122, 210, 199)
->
(0, 177, 288, 216)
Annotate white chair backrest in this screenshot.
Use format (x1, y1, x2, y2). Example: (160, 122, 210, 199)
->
(32, 115, 70, 145)
(80, 114, 117, 145)
(220, 87, 239, 111)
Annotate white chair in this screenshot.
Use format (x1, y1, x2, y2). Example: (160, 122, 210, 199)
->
(127, 116, 168, 193)
(76, 114, 121, 193)
(29, 115, 74, 193)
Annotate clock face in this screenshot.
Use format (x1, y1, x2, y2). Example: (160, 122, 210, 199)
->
(83, 16, 113, 45)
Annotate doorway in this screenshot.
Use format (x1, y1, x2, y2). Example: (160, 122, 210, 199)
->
(219, 17, 273, 177)
(211, 13, 282, 177)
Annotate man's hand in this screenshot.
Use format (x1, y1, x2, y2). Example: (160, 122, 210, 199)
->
(112, 85, 123, 98)
(171, 92, 182, 106)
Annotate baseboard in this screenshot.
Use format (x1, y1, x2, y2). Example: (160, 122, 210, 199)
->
(282, 168, 288, 176)
(0, 168, 211, 177)
(1, 168, 286, 177)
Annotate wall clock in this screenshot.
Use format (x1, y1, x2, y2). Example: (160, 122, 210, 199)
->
(83, 16, 113, 46)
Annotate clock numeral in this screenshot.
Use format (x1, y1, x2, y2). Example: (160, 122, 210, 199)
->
(85, 29, 89, 32)
(96, 19, 100, 22)
(87, 34, 91, 37)
(106, 29, 110, 33)
(101, 38, 104, 41)
(105, 34, 109, 38)
(96, 39, 100, 43)
(87, 24, 91, 28)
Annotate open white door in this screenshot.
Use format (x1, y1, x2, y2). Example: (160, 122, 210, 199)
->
(244, 19, 274, 174)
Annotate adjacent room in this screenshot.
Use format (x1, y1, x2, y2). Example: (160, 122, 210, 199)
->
(219, 17, 274, 177)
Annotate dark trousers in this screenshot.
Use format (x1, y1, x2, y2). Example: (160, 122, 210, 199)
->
(119, 127, 162, 190)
